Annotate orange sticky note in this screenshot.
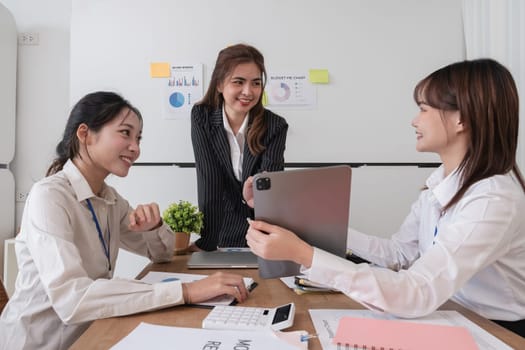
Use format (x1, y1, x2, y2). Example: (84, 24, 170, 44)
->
(150, 63, 170, 78)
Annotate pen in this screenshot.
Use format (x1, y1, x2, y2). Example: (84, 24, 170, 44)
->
(230, 282, 258, 306)
(300, 333, 318, 342)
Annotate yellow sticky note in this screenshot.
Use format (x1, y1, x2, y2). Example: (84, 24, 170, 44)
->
(309, 69, 329, 84)
(150, 62, 171, 78)
(262, 90, 268, 106)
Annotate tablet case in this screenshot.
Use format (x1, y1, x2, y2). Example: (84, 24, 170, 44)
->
(253, 165, 351, 278)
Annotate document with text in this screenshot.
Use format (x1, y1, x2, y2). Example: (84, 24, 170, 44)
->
(111, 322, 307, 350)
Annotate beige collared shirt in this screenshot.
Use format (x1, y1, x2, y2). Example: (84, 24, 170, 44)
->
(0, 160, 181, 350)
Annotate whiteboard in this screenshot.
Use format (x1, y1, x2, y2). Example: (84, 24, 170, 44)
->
(70, 0, 464, 163)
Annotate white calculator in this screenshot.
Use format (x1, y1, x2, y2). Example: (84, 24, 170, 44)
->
(202, 303, 295, 331)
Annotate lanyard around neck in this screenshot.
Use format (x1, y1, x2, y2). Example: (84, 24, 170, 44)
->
(86, 198, 111, 271)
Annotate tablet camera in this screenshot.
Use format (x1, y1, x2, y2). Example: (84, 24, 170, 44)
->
(256, 177, 271, 191)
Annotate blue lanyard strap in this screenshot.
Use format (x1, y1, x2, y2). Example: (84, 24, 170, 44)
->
(86, 198, 111, 271)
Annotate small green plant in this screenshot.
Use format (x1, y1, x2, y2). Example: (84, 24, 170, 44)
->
(162, 200, 203, 234)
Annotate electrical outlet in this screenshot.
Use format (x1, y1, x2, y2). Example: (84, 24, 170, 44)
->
(18, 32, 39, 46)
(16, 191, 28, 202)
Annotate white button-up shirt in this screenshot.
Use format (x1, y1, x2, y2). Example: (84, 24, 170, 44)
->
(305, 166, 525, 321)
(223, 106, 249, 181)
(0, 160, 182, 350)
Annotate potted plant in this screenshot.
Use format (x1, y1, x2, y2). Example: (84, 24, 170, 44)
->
(162, 200, 203, 254)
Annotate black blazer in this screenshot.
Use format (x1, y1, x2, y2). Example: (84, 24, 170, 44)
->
(191, 104, 288, 250)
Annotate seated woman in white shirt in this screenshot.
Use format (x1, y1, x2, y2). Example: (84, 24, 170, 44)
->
(0, 91, 249, 350)
(244, 58, 525, 337)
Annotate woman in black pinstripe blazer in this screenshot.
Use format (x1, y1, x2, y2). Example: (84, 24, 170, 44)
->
(190, 44, 288, 251)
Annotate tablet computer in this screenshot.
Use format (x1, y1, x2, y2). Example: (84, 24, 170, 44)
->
(253, 165, 352, 278)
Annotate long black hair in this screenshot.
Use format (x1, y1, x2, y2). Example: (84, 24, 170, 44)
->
(46, 91, 142, 176)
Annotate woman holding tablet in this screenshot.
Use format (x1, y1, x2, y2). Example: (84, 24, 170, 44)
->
(245, 59, 525, 336)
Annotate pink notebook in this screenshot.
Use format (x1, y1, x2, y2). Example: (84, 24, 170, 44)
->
(332, 317, 479, 350)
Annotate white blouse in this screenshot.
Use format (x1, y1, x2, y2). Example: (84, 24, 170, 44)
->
(305, 166, 525, 321)
(0, 160, 182, 350)
(223, 106, 249, 181)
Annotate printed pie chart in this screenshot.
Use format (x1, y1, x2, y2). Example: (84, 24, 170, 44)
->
(169, 92, 185, 108)
(272, 82, 291, 102)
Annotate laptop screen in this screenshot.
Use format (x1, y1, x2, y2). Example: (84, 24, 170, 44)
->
(187, 251, 258, 269)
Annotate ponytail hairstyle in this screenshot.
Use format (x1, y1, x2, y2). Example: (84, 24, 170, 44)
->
(413, 58, 525, 212)
(46, 91, 142, 176)
(198, 44, 267, 155)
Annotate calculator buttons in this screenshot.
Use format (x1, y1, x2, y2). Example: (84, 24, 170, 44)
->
(202, 303, 295, 331)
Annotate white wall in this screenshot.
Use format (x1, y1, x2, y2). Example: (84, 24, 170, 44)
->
(2, 1, 524, 280)
(3, 0, 439, 233)
(70, 0, 462, 164)
(1, 0, 72, 230)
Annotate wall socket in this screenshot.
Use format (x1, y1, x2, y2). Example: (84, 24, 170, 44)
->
(16, 191, 28, 202)
(18, 32, 39, 45)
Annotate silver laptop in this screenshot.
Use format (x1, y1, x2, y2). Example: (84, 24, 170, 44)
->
(187, 250, 259, 269)
(253, 165, 351, 278)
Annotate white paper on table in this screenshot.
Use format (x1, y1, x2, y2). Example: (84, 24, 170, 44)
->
(308, 309, 512, 350)
(111, 322, 308, 350)
(280, 275, 297, 289)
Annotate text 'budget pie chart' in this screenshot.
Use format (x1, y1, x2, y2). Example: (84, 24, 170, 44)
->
(169, 92, 185, 108)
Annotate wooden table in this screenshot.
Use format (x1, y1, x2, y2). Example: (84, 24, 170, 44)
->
(71, 255, 525, 349)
